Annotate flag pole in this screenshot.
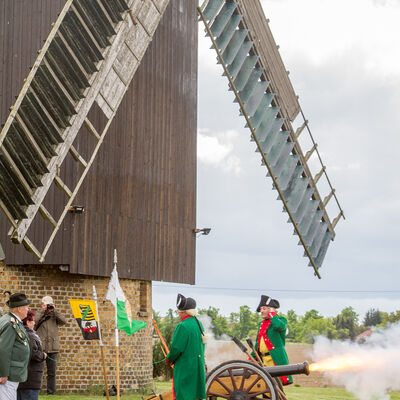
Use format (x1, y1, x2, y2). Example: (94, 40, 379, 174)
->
(113, 249, 120, 400)
(93, 285, 110, 400)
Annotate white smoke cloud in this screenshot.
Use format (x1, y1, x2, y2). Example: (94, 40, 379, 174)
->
(311, 323, 400, 400)
(198, 314, 246, 372)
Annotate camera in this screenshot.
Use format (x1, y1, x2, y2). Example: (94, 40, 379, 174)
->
(46, 304, 54, 311)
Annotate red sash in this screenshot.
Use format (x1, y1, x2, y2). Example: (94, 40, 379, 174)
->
(257, 319, 274, 351)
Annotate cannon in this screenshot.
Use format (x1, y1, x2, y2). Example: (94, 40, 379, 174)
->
(206, 360, 309, 399)
(148, 322, 310, 399)
(145, 360, 309, 400)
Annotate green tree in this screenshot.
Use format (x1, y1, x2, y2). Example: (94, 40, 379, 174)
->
(228, 305, 260, 340)
(333, 307, 359, 339)
(363, 308, 383, 327)
(285, 309, 299, 341)
(298, 316, 339, 343)
(152, 308, 179, 379)
(303, 309, 323, 321)
(383, 310, 400, 325)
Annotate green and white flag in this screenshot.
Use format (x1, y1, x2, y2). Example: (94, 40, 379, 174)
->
(105, 266, 147, 336)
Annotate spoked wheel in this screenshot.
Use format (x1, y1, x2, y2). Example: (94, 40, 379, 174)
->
(206, 360, 278, 399)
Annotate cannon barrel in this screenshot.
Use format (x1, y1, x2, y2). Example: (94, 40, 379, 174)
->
(212, 361, 310, 379)
(264, 361, 310, 377)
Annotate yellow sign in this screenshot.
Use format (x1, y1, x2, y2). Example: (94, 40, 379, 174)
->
(69, 299, 100, 340)
(69, 299, 98, 321)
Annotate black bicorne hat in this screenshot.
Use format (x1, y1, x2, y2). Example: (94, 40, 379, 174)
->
(256, 295, 280, 312)
(6, 293, 31, 308)
(176, 293, 196, 310)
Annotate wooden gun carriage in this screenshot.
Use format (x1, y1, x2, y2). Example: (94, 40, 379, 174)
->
(146, 360, 309, 400)
(205, 360, 309, 399)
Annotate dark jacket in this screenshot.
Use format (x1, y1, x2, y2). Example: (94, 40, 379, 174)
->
(34, 310, 66, 353)
(0, 313, 30, 382)
(18, 326, 46, 390)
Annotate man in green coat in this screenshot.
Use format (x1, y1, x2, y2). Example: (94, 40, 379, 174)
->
(0, 293, 31, 400)
(166, 294, 206, 400)
(253, 295, 293, 386)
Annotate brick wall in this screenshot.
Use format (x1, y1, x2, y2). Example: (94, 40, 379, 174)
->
(0, 262, 153, 393)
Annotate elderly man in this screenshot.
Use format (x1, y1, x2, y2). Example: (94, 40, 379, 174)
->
(166, 294, 206, 400)
(253, 295, 293, 386)
(0, 293, 31, 400)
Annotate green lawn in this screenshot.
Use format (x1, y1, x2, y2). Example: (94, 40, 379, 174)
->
(38, 383, 400, 400)
(285, 386, 400, 400)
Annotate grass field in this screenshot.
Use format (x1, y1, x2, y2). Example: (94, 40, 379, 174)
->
(38, 381, 400, 400)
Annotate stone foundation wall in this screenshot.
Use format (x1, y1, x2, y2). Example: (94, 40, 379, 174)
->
(0, 263, 153, 393)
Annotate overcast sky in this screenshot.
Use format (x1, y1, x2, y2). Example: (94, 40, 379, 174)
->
(153, 0, 400, 320)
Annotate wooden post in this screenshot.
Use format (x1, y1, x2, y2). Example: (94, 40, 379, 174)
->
(276, 386, 289, 400)
(152, 318, 173, 369)
(93, 285, 110, 400)
(245, 337, 263, 367)
(100, 346, 110, 400)
(152, 318, 169, 353)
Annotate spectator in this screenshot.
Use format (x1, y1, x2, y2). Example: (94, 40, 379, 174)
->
(0, 293, 31, 400)
(17, 310, 46, 400)
(34, 296, 66, 395)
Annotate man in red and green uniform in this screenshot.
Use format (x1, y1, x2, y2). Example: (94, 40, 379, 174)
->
(166, 294, 206, 400)
(253, 295, 293, 386)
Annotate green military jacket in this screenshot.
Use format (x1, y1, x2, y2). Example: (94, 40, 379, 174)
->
(166, 316, 206, 400)
(254, 314, 293, 384)
(0, 312, 30, 382)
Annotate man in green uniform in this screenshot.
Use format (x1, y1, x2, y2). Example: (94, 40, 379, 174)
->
(166, 294, 206, 400)
(253, 295, 293, 386)
(0, 293, 31, 400)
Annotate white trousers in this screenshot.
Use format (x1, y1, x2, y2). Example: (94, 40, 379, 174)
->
(0, 381, 19, 400)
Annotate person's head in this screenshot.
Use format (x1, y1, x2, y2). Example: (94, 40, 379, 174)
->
(22, 310, 36, 329)
(6, 293, 30, 320)
(41, 295, 54, 311)
(176, 293, 197, 317)
(256, 295, 280, 318)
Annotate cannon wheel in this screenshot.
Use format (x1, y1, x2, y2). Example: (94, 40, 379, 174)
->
(206, 360, 278, 399)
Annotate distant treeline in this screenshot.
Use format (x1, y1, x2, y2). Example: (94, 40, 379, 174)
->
(152, 306, 400, 378)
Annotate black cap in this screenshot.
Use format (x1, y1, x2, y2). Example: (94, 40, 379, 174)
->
(6, 293, 31, 308)
(256, 295, 280, 312)
(176, 293, 196, 310)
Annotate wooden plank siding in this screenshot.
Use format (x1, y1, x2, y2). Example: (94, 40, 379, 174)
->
(236, 0, 300, 122)
(0, 0, 198, 283)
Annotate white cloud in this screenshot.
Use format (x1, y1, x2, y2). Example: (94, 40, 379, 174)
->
(197, 129, 242, 175)
(330, 162, 361, 172)
(261, 0, 400, 78)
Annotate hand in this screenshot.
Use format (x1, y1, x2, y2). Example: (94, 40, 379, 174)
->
(45, 305, 55, 313)
(268, 311, 277, 318)
(44, 353, 47, 359)
(0, 377, 8, 384)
